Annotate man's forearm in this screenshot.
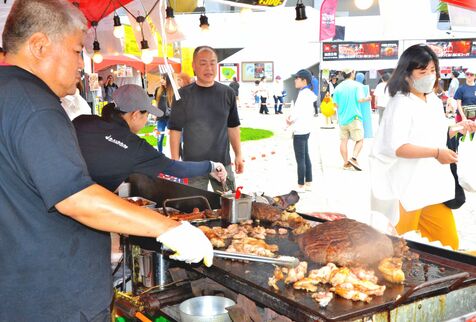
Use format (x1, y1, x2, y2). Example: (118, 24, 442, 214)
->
(169, 130, 182, 160)
(228, 127, 242, 159)
(56, 184, 179, 237)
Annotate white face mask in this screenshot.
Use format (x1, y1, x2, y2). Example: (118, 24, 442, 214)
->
(411, 74, 436, 94)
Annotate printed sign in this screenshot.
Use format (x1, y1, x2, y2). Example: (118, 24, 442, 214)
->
(219, 63, 240, 82)
(88, 73, 100, 91)
(217, 0, 286, 8)
(242, 61, 274, 82)
(323, 41, 399, 61)
(426, 39, 476, 58)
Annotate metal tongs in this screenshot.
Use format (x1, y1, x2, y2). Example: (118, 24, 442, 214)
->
(213, 250, 299, 268)
(215, 167, 231, 194)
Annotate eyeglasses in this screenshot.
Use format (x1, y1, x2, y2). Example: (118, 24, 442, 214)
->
(466, 73, 475, 77)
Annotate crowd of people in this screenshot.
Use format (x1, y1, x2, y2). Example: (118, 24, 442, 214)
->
(1, 1, 476, 320)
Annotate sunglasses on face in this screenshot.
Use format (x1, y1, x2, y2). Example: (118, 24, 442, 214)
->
(466, 73, 474, 76)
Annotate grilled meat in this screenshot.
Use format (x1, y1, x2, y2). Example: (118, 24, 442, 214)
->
(312, 291, 334, 307)
(296, 219, 394, 267)
(251, 202, 282, 222)
(378, 257, 405, 284)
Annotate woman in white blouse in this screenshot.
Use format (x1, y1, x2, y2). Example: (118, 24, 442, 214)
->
(370, 44, 476, 249)
(286, 69, 317, 192)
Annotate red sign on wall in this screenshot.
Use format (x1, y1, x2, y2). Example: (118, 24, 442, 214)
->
(426, 39, 476, 58)
(323, 41, 399, 61)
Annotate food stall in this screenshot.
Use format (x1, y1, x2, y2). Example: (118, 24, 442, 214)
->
(118, 175, 476, 322)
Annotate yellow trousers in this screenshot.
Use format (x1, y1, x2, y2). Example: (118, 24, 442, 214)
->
(396, 203, 459, 250)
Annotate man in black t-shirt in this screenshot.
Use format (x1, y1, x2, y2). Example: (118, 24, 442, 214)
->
(168, 46, 244, 192)
(0, 1, 214, 320)
(229, 76, 240, 105)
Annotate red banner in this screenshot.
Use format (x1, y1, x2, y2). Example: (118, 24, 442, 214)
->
(320, 0, 337, 41)
(442, 0, 476, 11)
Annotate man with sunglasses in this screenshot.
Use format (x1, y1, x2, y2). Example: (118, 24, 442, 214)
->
(454, 66, 476, 122)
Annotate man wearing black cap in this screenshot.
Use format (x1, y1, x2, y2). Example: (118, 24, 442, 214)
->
(73, 84, 227, 192)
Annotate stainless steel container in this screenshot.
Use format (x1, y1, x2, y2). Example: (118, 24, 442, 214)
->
(179, 296, 235, 322)
(137, 250, 154, 287)
(153, 250, 173, 290)
(220, 193, 252, 223)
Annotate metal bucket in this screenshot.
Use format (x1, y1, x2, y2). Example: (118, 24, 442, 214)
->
(220, 193, 252, 224)
(179, 296, 235, 322)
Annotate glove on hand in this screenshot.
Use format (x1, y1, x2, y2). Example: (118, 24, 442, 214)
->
(209, 161, 227, 183)
(157, 221, 213, 267)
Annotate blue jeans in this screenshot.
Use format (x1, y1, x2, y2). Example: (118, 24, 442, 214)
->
(157, 118, 168, 152)
(273, 95, 283, 113)
(293, 133, 312, 185)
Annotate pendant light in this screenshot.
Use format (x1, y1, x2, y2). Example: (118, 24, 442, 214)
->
(199, 7, 210, 31)
(91, 21, 103, 64)
(295, 0, 307, 21)
(113, 12, 124, 38)
(164, 2, 178, 34)
(135, 15, 154, 64)
(354, 0, 373, 10)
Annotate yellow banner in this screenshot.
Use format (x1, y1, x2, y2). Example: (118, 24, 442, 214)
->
(123, 25, 141, 57)
(181, 47, 195, 76)
(156, 32, 174, 58)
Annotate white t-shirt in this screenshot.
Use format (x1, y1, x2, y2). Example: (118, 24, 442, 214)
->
(61, 89, 92, 120)
(374, 81, 389, 108)
(447, 77, 460, 98)
(288, 88, 317, 135)
(370, 92, 454, 224)
(272, 80, 284, 96)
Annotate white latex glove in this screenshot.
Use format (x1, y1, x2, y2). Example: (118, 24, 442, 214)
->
(157, 221, 214, 267)
(209, 161, 227, 183)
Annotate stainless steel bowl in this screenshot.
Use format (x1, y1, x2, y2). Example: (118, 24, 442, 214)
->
(179, 296, 235, 322)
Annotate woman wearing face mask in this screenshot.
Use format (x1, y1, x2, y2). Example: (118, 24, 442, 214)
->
(370, 44, 476, 249)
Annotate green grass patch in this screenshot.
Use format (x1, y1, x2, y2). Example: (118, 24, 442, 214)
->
(143, 135, 158, 147)
(138, 125, 156, 134)
(138, 125, 273, 148)
(240, 127, 274, 142)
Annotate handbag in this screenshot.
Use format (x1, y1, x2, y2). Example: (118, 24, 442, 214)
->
(462, 105, 476, 119)
(456, 134, 476, 192)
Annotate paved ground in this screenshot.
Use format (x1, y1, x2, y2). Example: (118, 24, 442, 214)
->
(233, 105, 476, 251)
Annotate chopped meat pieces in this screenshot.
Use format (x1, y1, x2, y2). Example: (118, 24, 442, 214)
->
(378, 257, 405, 284)
(312, 291, 334, 307)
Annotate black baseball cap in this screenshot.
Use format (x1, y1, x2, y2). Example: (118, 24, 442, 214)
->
(112, 84, 163, 117)
(292, 69, 312, 83)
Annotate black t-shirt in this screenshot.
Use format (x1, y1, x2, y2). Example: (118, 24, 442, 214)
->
(168, 82, 240, 165)
(229, 81, 239, 96)
(0, 66, 111, 320)
(74, 114, 175, 191)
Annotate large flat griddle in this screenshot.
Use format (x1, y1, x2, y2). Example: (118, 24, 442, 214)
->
(194, 231, 476, 322)
(127, 176, 476, 321)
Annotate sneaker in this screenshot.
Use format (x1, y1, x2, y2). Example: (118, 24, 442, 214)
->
(343, 162, 352, 170)
(305, 183, 312, 191)
(296, 185, 306, 193)
(348, 158, 362, 171)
